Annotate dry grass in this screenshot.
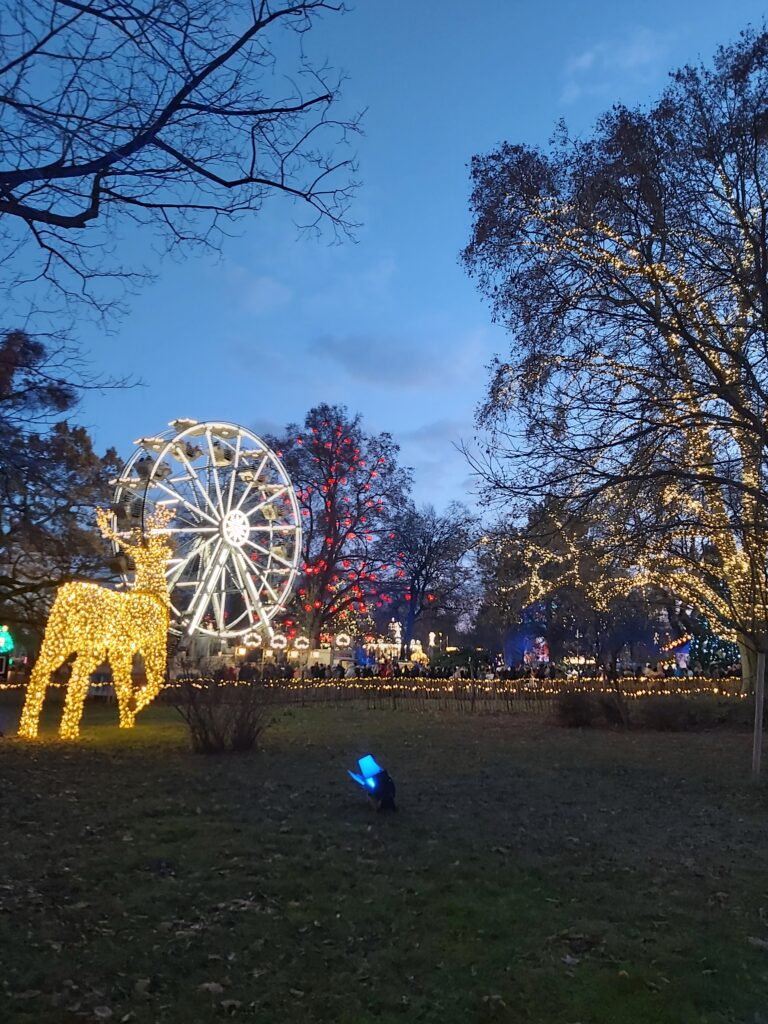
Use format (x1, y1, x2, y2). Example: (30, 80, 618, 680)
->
(1, 697, 767, 1023)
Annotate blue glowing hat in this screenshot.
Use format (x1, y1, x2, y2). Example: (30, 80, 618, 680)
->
(348, 753, 383, 789)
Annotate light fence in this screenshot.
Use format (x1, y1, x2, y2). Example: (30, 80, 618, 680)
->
(1, 675, 744, 714)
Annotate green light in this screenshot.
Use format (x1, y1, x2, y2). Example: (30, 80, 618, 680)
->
(0, 625, 14, 654)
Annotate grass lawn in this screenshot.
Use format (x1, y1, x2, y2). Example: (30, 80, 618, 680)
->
(1, 698, 768, 1023)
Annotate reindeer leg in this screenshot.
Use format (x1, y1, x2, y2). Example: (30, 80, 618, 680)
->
(111, 652, 136, 728)
(60, 654, 99, 740)
(135, 637, 167, 714)
(18, 646, 64, 739)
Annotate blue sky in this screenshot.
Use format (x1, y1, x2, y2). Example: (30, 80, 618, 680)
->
(76, 0, 767, 508)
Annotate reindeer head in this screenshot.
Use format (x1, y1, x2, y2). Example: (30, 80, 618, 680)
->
(97, 505, 174, 600)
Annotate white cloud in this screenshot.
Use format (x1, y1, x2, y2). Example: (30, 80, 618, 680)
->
(562, 27, 672, 105)
(240, 275, 293, 314)
(397, 417, 473, 446)
(309, 333, 436, 388)
(213, 262, 293, 315)
(308, 327, 488, 392)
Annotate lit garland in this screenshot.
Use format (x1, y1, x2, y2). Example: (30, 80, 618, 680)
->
(18, 506, 173, 740)
(1, 673, 744, 700)
(159, 675, 745, 702)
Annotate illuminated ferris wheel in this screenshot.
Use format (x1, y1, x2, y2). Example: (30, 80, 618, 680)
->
(111, 419, 301, 640)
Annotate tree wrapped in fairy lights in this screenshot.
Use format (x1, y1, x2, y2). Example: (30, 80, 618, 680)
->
(478, 502, 662, 674)
(269, 405, 411, 643)
(463, 29, 768, 696)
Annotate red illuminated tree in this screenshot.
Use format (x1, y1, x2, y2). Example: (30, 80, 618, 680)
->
(269, 404, 411, 642)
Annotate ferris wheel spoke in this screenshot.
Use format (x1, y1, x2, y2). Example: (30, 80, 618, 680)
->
(151, 479, 219, 527)
(245, 558, 280, 604)
(225, 432, 243, 513)
(176, 448, 221, 519)
(150, 492, 205, 532)
(240, 487, 289, 519)
(166, 533, 217, 588)
(205, 429, 226, 512)
(165, 526, 219, 535)
(233, 455, 268, 511)
(211, 565, 228, 634)
(231, 548, 273, 634)
(184, 540, 228, 635)
(243, 537, 294, 569)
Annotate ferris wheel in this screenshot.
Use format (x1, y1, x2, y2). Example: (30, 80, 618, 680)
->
(111, 419, 301, 640)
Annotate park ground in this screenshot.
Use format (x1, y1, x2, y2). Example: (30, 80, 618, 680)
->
(1, 699, 768, 1024)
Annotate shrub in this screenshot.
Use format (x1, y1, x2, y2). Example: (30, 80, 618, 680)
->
(597, 693, 630, 729)
(631, 695, 728, 731)
(171, 680, 275, 753)
(554, 690, 601, 728)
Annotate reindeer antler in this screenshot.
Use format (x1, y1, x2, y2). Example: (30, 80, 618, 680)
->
(96, 506, 173, 552)
(95, 507, 142, 551)
(96, 507, 121, 543)
(146, 505, 175, 533)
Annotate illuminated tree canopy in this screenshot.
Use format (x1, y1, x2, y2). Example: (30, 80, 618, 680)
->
(463, 28, 768, 686)
(268, 404, 411, 643)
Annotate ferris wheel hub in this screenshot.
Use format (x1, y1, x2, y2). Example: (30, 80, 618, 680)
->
(221, 508, 249, 548)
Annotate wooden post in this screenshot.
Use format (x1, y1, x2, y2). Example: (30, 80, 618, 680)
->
(752, 650, 766, 783)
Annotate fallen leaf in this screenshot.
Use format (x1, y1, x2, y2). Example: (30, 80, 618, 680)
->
(198, 982, 224, 995)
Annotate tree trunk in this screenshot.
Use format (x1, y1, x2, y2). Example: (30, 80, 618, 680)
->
(752, 650, 766, 784)
(738, 639, 757, 695)
(401, 605, 417, 659)
(309, 617, 323, 648)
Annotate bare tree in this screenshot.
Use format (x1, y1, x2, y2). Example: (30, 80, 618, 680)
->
(384, 502, 478, 654)
(0, 0, 361, 328)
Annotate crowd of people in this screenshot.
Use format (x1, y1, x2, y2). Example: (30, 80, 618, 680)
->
(180, 652, 743, 685)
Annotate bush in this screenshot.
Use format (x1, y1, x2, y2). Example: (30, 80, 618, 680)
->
(554, 690, 601, 728)
(597, 693, 630, 729)
(631, 695, 729, 731)
(171, 680, 275, 753)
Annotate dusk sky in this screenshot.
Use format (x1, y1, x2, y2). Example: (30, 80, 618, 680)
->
(76, 0, 767, 509)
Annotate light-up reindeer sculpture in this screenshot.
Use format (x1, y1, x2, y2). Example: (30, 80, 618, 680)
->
(19, 506, 174, 740)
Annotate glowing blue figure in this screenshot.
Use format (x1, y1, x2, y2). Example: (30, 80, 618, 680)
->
(347, 753, 398, 811)
(348, 754, 383, 789)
